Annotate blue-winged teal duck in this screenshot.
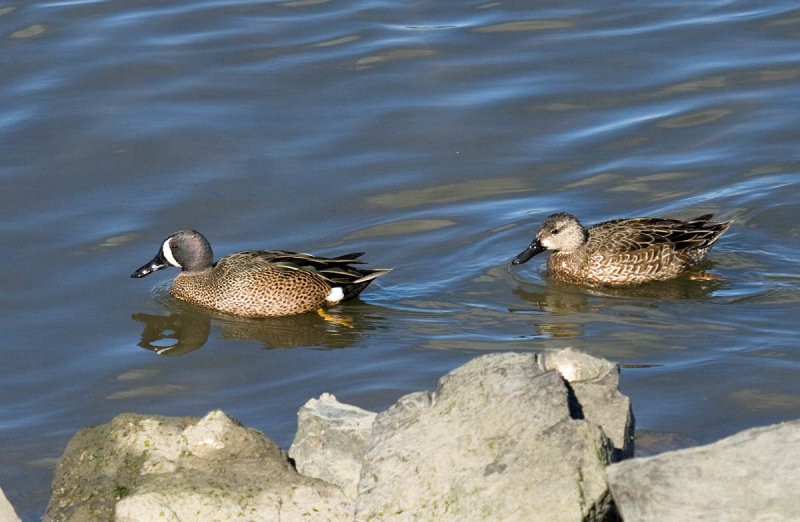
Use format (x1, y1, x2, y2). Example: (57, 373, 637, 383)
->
(512, 212, 732, 286)
(131, 230, 391, 317)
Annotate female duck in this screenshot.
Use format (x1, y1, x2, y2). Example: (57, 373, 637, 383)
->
(512, 212, 732, 286)
(132, 229, 390, 317)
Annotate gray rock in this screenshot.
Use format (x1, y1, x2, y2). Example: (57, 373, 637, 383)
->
(290, 393, 377, 498)
(354, 352, 618, 522)
(607, 419, 800, 522)
(0, 485, 21, 522)
(543, 347, 634, 459)
(45, 410, 352, 521)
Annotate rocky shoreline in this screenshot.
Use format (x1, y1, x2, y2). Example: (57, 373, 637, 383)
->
(3, 349, 797, 521)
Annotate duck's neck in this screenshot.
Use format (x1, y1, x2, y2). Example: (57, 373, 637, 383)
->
(548, 249, 587, 274)
(171, 269, 216, 303)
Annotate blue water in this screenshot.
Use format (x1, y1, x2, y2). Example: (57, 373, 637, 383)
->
(2, 1, 800, 519)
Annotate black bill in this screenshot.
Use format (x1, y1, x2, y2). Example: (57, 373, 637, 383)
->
(131, 251, 170, 278)
(512, 238, 545, 265)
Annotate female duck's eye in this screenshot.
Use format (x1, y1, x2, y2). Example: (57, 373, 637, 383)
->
(551, 228, 560, 235)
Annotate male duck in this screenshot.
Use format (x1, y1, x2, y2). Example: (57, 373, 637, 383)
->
(512, 212, 732, 286)
(131, 229, 391, 317)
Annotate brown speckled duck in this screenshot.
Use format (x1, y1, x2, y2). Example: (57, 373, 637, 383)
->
(131, 229, 391, 317)
(512, 212, 732, 286)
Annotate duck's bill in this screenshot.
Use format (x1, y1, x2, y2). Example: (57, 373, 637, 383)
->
(512, 239, 545, 265)
(131, 252, 169, 278)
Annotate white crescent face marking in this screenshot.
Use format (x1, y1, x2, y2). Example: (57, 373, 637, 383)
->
(162, 239, 181, 268)
(326, 287, 344, 303)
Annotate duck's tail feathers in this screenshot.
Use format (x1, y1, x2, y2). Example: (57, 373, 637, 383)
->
(333, 252, 366, 262)
(687, 214, 733, 247)
(351, 268, 392, 284)
(338, 268, 392, 301)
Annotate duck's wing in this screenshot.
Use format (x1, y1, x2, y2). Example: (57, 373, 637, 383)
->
(589, 216, 732, 254)
(219, 250, 389, 285)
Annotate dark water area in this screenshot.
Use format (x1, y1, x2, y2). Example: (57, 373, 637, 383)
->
(2, 0, 800, 519)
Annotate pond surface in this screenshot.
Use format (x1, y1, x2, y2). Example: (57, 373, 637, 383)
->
(2, 0, 800, 519)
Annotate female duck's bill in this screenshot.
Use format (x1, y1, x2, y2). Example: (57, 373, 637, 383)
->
(512, 239, 546, 265)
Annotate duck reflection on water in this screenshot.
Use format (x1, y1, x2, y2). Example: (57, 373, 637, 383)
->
(132, 300, 381, 355)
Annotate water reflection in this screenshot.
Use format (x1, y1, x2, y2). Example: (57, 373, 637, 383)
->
(513, 266, 727, 315)
(132, 312, 210, 355)
(535, 322, 585, 339)
(132, 304, 380, 355)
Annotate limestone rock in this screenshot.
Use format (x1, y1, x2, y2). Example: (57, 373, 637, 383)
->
(607, 419, 800, 522)
(45, 410, 351, 521)
(0, 485, 21, 522)
(354, 352, 618, 522)
(289, 393, 377, 498)
(543, 347, 634, 458)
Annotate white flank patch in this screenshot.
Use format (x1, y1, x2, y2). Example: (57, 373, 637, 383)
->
(162, 239, 181, 267)
(326, 287, 344, 303)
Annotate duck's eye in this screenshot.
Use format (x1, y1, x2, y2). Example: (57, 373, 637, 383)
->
(551, 228, 560, 235)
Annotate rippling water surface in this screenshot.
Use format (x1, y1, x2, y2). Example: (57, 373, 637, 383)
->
(3, 1, 800, 518)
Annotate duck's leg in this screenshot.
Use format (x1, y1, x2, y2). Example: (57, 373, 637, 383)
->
(317, 308, 354, 328)
(688, 270, 724, 282)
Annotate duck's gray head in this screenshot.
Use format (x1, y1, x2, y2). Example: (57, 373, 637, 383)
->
(512, 212, 587, 265)
(131, 229, 214, 278)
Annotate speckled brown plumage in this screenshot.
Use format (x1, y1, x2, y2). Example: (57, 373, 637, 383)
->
(131, 230, 391, 317)
(513, 212, 732, 286)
